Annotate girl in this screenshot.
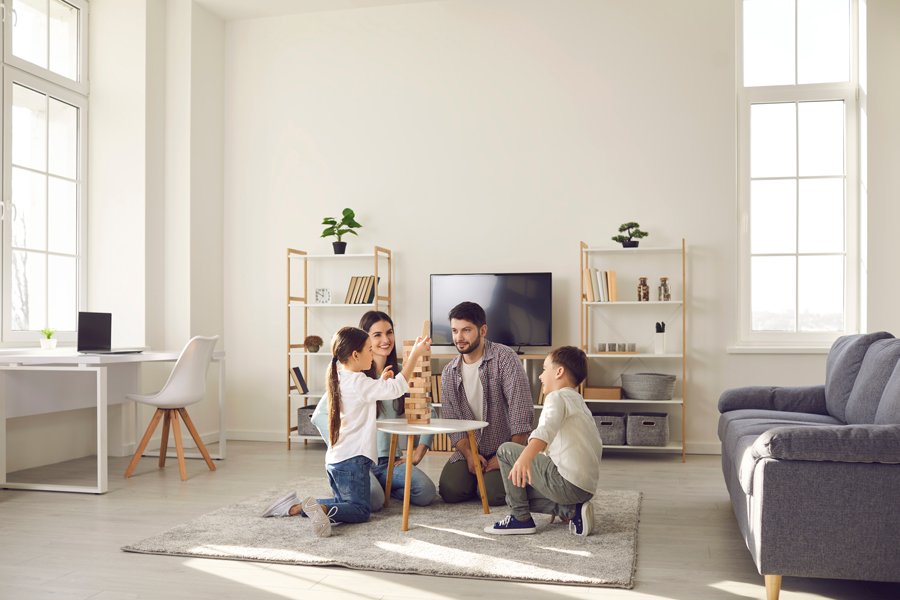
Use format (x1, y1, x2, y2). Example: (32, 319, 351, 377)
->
(262, 326, 430, 538)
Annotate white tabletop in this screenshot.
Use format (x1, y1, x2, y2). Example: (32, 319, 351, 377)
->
(376, 418, 488, 435)
(0, 348, 225, 365)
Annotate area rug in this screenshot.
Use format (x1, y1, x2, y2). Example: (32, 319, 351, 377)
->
(123, 476, 642, 588)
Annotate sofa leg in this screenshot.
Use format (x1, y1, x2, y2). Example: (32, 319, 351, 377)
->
(765, 575, 782, 600)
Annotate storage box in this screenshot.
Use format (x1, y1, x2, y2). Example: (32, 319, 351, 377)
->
(591, 411, 626, 446)
(626, 412, 669, 447)
(296, 405, 320, 436)
(584, 386, 623, 400)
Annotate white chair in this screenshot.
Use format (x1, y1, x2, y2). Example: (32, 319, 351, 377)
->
(124, 335, 219, 481)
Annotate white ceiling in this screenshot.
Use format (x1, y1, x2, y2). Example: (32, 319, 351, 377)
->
(194, 0, 440, 22)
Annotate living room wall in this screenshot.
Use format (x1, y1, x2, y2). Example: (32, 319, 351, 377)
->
(221, 0, 840, 453)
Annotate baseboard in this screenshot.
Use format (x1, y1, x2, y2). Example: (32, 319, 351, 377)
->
(227, 430, 286, 443)
(685, 442, 721, 455)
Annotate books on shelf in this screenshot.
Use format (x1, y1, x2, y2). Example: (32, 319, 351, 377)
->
(289, 366, 309, 394)
(584, 269, 617, 302)
(343, 275, 380, 304)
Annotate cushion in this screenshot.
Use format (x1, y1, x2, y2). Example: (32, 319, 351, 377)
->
(825, 332, 894, 422)
(718, 409, 842, 442)
(718, 385, 827, 415)
(876, 360, 900, 425)
(845, 339, 900, 424)
(754, 424, 900, 464)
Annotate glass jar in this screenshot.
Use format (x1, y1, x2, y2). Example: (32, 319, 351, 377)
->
(659, 277, 671, 301)
(638, 277, 650, 302)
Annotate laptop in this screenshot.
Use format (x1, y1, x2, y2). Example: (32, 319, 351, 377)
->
(77, 312, 143, 354)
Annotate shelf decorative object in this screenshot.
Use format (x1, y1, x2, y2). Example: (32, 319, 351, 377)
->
(39, 328, 57, 350)
(315, 288, 332, 304)
(611, 222, 649, 248)
(321, 208, 362, 254)
(304, 335, 324, 353)
(655, 322, 666, 354)
(659, 277, 671, 301)
(638, 277, 650, 302)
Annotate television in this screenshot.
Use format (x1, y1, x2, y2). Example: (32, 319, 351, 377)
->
(430, 273, 552, 347)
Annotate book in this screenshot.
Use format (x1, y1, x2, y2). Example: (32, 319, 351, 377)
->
(351, 276, 365, 303)
(345, 277, 359, 304)
(365, 276, 381, 303)
(289, 366, 309, 394)
(590, 268, 601, 303)
(600, 270, 610, 302)
(607, 270, 618, 302)
(358, 276, 373, 304)
(582, 268, 595, 302)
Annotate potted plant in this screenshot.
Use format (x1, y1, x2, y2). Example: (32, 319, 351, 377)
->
(655, 322, 666, 354)
(40, 328, 57, 350)
(612, 222, 649, 248)
(321, 208, 362, 254)
(304, 335, 324, 353)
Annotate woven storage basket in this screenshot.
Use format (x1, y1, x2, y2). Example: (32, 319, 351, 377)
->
(626, 412, 669, 447)
(590, 411, 626, 446)
(296, 405, 319, 436)
(620, 373, 676, 400)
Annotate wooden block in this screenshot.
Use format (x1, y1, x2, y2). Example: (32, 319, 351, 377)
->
(408, 377, 429, 387)
(405, 407, 430, 415)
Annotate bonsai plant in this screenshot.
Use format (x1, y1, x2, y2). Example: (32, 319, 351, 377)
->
(612, 222, 649, 248)
(40, 328, 57, 350)
(304, 335, 324, 353)
(321, 208, 362, 254)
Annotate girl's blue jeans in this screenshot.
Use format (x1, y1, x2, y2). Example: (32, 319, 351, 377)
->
(370, 456, 437, 506)
(317, 455, 373, 523)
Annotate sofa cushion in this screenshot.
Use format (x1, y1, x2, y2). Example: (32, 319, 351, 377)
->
(754, 424, 900, 464)
(718, 385, 827, 415)
(875, 360, 900, 425)
(718, 409, 843, 442)
(845, 339, 900, 424)
(825, 332, 894, 423)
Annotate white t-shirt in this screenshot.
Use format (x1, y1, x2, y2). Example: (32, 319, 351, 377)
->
(461, 356, 484, 421)
(325, 369, 410, 465)
(529, 387, 603, 493)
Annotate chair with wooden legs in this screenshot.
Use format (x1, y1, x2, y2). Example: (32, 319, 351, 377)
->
(124, 335, 219, 481)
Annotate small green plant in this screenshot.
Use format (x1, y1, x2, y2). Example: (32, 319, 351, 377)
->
(655, 322, 666, 333)
(611, 222, 649, 245)
(321, 208, 362, 243)
(40, 328, 56, 339)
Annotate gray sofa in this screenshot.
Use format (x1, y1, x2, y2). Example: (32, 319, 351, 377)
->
(718, 332, 900, 599)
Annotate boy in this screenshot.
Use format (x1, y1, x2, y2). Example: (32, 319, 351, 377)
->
(484, 346, 603, 536)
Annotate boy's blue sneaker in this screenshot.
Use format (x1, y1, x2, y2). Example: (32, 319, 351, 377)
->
(483, 514, 537, 535)
(569, 501, 595, 536)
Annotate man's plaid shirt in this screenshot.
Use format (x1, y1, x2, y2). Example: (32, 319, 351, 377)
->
(440, 339, 534, 463)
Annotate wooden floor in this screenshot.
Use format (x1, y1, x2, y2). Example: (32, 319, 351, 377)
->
(1, 442, 898, 600)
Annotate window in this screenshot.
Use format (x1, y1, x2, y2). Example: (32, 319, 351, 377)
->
(1, 0, 88, 342)
(737, 0, 859, 346)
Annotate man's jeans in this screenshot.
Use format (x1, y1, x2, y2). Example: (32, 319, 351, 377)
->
(496, 442, 594, 522)
(317, 455, 373, 523)
(370, 456, 437, 506)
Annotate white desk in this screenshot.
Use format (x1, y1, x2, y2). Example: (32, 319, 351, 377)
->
(377, 418, 489, 531)
(0, 349, 226, 494)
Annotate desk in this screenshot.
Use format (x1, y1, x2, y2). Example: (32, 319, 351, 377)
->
(377, 418, 489, 531)
(0, 349, 225, 494)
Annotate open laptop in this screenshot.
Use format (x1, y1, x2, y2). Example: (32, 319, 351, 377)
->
(77, 312, 143, 354)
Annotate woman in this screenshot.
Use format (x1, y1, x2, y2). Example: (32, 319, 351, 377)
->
(311, 311, 437, 509)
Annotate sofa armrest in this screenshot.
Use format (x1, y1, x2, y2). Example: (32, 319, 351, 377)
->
(718, 385, 827, 415)
(754, 424, 900, 464)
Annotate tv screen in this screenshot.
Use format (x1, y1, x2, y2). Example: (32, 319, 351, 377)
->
(430, 273, 552, 347)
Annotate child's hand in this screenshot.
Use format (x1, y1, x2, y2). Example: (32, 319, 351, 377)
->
(408, 336, 432, 361)
(507, 456, 532, 488)
(381, 366, 394, 380)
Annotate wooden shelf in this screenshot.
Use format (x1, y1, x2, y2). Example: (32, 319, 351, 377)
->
(602, 441, 683, 451)
(586, 398, 683, 405)
(289, 302, 375, 308)
(585, 353, 683, 358)
(583, 247, 682, 254)
(584, 301, 683, 306)
(289, 253, 377, 260)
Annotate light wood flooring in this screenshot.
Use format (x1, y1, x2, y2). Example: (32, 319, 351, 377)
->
(1, 442, 898, 600)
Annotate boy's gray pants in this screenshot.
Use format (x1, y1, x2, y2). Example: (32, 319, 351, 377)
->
(496, 441, 594, 522)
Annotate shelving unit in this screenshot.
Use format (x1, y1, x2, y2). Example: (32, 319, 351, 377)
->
(286, 246, 392, 449)
(580, 240, 687, 461)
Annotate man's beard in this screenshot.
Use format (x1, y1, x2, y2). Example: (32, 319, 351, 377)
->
(456, 333, 482, 355)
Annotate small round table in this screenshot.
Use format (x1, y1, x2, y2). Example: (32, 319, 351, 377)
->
(376, 418, 490, 531)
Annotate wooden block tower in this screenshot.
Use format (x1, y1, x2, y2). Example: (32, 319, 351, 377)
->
(402, 320, 431, 424)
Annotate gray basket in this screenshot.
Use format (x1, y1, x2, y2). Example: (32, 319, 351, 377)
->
(296, 405, 320, 436)
(591, 411, 626, 446)
(620, 373, 677, 400)
(626, 412, 669, 447)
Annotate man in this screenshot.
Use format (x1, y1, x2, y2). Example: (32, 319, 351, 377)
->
(439, 301, 534, 505)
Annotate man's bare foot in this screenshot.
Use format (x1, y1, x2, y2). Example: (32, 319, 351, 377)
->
(288, 503, 304, 516)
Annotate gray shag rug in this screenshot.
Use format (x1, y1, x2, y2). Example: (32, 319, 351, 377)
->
(123, 476, 641, 588)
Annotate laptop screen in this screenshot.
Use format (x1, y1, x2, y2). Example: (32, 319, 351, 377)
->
(77, 312, 112, 352)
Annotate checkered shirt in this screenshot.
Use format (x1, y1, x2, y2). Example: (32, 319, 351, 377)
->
(440, 339, 534, 463)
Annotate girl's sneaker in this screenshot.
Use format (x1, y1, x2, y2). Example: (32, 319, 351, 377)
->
(301, 497, 333, 538)
(261, 491, 298, 517)
(569, 501, 595, 536)
(483, 514, 537, 535)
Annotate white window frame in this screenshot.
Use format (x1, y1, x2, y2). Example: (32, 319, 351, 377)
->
(0, 0, 89, 344)
(3, 0, 90, 95)
(736, 0, 860, 348)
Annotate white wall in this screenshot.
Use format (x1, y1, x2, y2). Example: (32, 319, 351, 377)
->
(221, 0, 841, 453)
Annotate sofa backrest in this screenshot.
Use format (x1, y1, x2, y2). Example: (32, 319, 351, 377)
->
(876, 360, 900, 425)
(845, 338, 900, 424)
(825, 332, 894, 423)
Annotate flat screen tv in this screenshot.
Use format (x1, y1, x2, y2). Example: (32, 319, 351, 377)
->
(430, 273, 552, 347)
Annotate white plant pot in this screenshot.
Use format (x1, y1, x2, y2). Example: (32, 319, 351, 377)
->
(40, 338, 58, 350)
(654, 332, 665, 355)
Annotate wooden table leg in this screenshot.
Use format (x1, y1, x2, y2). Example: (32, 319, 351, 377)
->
(384, 434, 398, 508)
(401, 435, 415, 531)
(468, 431, 490, 514)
